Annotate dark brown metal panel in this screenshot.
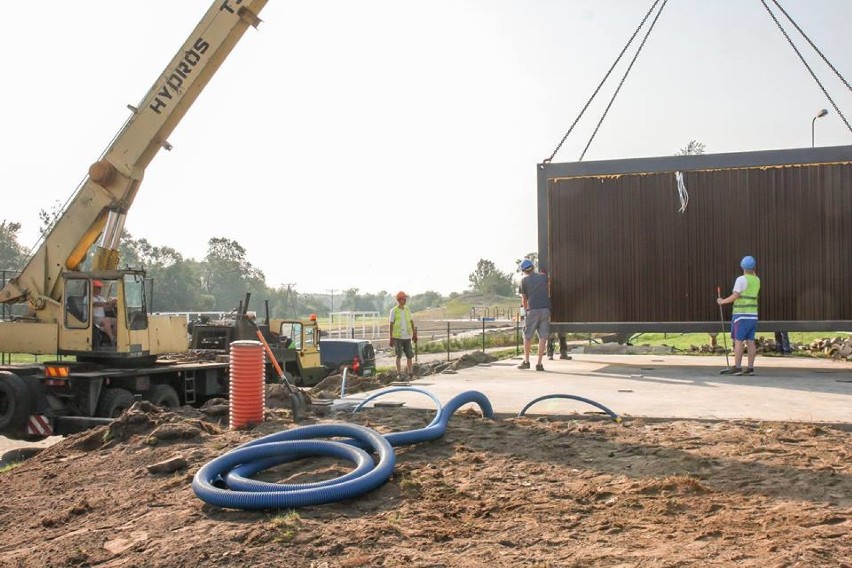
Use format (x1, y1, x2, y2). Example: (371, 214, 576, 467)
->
(546, 161, 852, 331)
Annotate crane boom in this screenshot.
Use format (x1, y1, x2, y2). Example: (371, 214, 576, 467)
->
(0, 0, 267, 313)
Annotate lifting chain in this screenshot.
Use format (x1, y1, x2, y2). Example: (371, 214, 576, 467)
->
(759, 0, 852, 135)
(543, 0, 664, 164)
(767, 0, 852, 94)
(579, 0, 669, 162)
(544, 0, 851, 165)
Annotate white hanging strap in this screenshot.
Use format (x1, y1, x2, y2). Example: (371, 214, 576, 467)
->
(675, 171, 688, 213)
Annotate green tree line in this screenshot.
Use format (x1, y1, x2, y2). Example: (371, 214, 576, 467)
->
(1, 218, 530, 318)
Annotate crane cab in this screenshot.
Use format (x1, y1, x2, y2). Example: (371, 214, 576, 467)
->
(58, 270, 187, 362)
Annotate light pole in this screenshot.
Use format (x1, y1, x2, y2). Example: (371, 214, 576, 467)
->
(812, 108, 828, 147)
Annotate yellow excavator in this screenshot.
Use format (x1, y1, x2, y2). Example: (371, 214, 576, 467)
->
(0, 1, 316, 440)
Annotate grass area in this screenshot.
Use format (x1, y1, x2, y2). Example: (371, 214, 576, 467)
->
(1, 353, 60, 364)
(627, 331, 849, 352)
(417, 330, 520, 354)
(489, 347, 520, 360)
(0, 462, 22, 474)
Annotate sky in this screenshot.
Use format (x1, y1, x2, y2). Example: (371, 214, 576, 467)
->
(2, 0, 850, 297)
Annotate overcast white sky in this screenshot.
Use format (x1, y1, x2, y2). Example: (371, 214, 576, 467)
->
(2, 0, 850, 296)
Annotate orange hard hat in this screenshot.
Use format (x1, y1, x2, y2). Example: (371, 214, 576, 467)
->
(396, 291, 408, 300)
(93, 280, 103, 287)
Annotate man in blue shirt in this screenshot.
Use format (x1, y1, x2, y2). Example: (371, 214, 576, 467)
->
(518, 259, 551, 371)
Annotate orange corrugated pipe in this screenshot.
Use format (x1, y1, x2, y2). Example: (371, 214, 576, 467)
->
(229, 340, 265, 429)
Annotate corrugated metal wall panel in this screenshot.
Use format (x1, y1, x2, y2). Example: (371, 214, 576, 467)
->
(547, 162, 852, 329)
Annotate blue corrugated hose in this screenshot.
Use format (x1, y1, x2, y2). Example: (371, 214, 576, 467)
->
(192, 390, 493, 510)
(518, 394, 622, 423)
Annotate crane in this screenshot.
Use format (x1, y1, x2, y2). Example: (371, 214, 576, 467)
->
(0, 0, 267, 361)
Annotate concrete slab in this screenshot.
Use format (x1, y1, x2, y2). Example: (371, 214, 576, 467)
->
(349, 354, 852, 425)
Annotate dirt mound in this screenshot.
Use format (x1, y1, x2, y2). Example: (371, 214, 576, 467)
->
(1, 400, 850, 566)
(307, 352, 499, 400)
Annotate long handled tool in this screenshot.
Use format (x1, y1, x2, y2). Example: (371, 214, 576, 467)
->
(255, 329, 308, 421)
(716, 286, 731, 371)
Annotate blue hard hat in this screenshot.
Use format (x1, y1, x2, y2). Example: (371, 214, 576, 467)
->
(740, 255, 756, 270)
(520, 259, 534, 271)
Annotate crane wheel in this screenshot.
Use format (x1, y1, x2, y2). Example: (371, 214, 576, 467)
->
(96, 388, 135, 419)
(0, 371, 36, 433)
(144, 385, 181, 409)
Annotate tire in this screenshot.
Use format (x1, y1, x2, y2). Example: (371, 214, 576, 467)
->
(0, 371, 35, 433)
(96, 388, 135, 418)
(144, 384, 180, 409)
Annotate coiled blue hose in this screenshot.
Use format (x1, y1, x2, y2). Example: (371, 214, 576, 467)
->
(518, 394, 622, 423)
(192, 390, 493, 510)
(193, 423, 394, 510)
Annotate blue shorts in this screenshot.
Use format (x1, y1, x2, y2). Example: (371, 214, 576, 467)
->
(731, 316, 757, 341)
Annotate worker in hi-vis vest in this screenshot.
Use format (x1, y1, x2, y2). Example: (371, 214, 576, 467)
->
(389, 291, 417, 376)
(717, 255, 761, 376)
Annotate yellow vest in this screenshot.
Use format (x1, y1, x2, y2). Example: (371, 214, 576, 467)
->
(733, 274, 760, 315)
(391, 306, 413, 338)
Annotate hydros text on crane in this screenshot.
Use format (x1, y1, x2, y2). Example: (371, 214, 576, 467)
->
(148, 38, 210, 115)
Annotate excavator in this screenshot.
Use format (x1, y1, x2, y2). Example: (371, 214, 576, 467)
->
(0, 0, 314, 440)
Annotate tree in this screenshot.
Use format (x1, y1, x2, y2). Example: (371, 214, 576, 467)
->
(38, 200, 65, 237)
(338, 288, 387, 313)
(118, 230, 146, 269)
(468, 259, 515, 296)
(0, 221, 28, 271)
(677, 140, 706, 156)
(409, 291, 444, 312)
(117, 230, 209, 312)
(148, 260, 212, 312)
(202, 237, 267, 311)
(295, 293, 331, 318)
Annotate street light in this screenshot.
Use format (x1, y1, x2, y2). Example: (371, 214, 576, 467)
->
(812, 108, 828, 147)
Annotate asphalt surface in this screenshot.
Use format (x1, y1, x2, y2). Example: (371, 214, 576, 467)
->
(347, 352, 852, 425)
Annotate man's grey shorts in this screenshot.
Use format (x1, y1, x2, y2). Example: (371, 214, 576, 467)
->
(523, 308, 550, 340)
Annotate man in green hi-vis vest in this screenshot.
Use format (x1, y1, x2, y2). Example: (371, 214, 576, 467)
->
(717, 255, 761, 376)
(389, 291, 417, 377)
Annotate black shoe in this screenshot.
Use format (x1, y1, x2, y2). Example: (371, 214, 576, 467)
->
(535, 363, 545, 371)
(560, 354, 572, 360)
(548, 355, 554, 360)
(517, 361, 530, 370)
(741, 368, 754, 376)
(720, 367, 742, 375)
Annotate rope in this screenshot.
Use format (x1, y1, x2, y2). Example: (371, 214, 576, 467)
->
(758, 0, 852, 135)
(543, 0, 663, 164)
(675, 171, 688, 213)
(579, 0, 670, 162)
